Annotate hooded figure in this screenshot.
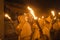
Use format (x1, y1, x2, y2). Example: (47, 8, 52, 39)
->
(38, 16, 52, 40)
(16, 14, 32, 40)
(31, 23, 40, 40)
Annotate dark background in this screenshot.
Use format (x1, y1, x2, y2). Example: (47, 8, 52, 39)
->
(5, 0, 60, 10)
(4, 0, 60, 17)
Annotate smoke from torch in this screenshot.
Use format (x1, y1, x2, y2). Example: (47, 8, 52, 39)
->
(27, 6, 37, 20)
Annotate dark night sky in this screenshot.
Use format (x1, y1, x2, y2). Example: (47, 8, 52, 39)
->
(31, 0, 60, 10)
(5, 0, 60, 10)
(5, 0, 60, 16)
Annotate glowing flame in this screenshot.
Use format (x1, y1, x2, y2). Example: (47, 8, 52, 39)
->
(54, 16, 56, 20)
(58, 12, 60, 15)
(51, 11, 55, 16)
(38, 18, 41, 20)
(42, 16, 44, 19)
(5, 14, 11, 19)
(27, 6, 37, 20)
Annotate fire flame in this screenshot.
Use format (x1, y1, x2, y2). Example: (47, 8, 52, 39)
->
(42, 16, 44, 19)
(27, 6, 37, 20)
(51, 11, 55, 16)
(5, 14, 11, 19)
(58, 12, 60, 15)
(54, 16, 56, 20)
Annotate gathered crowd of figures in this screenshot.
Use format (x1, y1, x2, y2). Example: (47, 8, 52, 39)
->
(4, 13, 60, 40)
(16, 13, 60, 40)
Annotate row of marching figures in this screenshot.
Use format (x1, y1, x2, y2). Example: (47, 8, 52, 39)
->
(16, 13, 60, 40)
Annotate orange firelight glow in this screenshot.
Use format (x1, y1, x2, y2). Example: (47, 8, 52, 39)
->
(51, 11, 55, 16)
(27, 6, 37, 20)
(5, 14, 11, 19)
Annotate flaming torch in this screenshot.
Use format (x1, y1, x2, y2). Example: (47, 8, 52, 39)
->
(51, 10, 57, 20)
(27, 6, 37, 20)
(51, 10, 55, 17)
(27, 6, 43, 38)
(58, 12, 60, 15)
(42, 16, 44, 19)
(5, 13, 13, 23)
(51, 11, 57, 30)
(5, 14, 11, 19)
